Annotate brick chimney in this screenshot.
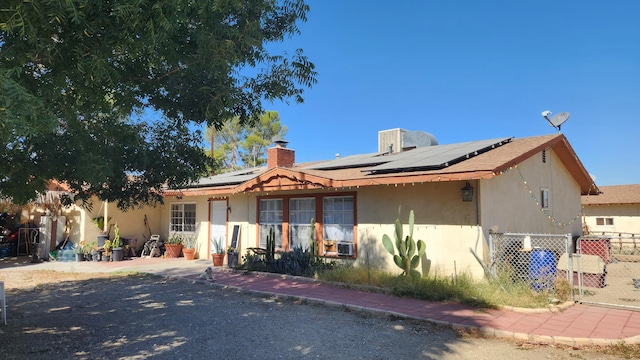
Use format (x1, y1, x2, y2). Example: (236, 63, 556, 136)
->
(267, 140, 295, 168)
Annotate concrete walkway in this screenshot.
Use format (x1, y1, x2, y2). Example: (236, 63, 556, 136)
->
(2, 256, 639, 346)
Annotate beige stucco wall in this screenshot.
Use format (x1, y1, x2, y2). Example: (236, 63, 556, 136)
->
(58, 193, 256, 261)
(217, 183, 485, 278)
(227, 193, 258, 254)
(583, 204, 640, 235)
(479, 148, 583, 238)
(158, 195, 212, 259)
(61, 198, 162, 251)
(158, 193, 257, 261)
(354, 182, 485, 278)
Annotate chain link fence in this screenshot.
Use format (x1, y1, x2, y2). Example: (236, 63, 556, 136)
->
(574, 235, 640, 310)
(489, 232, 640, 310)
(489, 232, 571, 294)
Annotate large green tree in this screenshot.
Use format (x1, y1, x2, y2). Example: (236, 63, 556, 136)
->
(208, 116, 244, 171)
(206, 110, 286, 172)
(240, 110, 287, 167)
(0, 0, 316, 209)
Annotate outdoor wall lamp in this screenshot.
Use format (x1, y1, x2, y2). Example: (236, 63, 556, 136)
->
(461, 182, 473, 202)
(176, 194, 183, 200)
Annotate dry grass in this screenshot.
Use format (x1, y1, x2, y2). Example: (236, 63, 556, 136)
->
(318, 266, 565, 309)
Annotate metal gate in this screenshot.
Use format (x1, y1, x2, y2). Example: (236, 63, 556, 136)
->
(573, 235, 640, 310)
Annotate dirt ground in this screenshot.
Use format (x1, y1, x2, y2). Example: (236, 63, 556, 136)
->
(0, 270, 631, 359)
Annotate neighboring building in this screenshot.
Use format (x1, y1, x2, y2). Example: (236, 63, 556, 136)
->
(582, 184, 640, 236)
(158, 130, 597, 279)
(4, 183, 162, 259)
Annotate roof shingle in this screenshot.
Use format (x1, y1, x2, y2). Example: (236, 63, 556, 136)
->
(582, 184, 640, 205)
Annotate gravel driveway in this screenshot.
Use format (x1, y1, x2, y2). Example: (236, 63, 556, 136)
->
(0, 270, 624, 359)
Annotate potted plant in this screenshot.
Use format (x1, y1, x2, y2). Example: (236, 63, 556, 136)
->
(227, 246, 238, 268)
(90, 241, 102, 261)
(182, 234, 196, 260)
(103, 239, 112, 262)
(91, 216, 112, 247)
(73, 241, 85, 262)
(111, 223, 124, 261)
(210, 237, 225, 266)
(164, 234, 183, 258)
(84, 241, 97, 261)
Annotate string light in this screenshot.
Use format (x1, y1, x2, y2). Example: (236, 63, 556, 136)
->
(513, 165, 588, 228)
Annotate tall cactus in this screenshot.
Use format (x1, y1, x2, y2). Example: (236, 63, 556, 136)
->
(309, 218, 318, 259)
(266, 227, 276, 263)
(382, 209, 426, 278)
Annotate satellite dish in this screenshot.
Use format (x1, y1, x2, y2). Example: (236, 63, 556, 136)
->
(541, 110, 570, 132)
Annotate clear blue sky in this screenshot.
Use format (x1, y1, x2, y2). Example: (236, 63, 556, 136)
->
(264, 1, 639, 186)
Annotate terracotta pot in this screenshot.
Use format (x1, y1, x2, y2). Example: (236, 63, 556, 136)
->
(164, 243, 182, 258)
(183, 248, 196, 260)
(211, 253, 225, 266)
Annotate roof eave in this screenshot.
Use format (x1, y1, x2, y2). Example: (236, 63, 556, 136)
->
(492, 134, 599, 195)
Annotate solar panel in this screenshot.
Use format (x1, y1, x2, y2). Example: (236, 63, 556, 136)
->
(192, 167, 267, 187)
(304, 151, 391, 170)
(366, 137, 512, 173)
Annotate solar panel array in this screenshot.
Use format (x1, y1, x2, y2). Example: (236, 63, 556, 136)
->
(366, 137, 512, 173)
(304, 137, 511, 173)
(191, 167, 267, 187)
(303, 151, 390, 170)
(195, 137, 513, 186)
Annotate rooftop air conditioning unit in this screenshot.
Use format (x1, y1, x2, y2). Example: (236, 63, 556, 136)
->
(378, 128, 438, 154)
(337, 242, 353, 256)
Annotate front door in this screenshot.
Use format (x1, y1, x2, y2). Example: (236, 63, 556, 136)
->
(209, 200, 227, 258)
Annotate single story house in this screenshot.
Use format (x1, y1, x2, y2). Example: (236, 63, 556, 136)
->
(156, 129, 598, 279)
(582, 184, 640, 236)
(23, 130, 597, 279)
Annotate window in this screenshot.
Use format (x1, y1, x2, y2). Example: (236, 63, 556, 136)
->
(596, 217, 614, 226)
(540, 188, 549, 209)
(323, 196, 355, 255)
(257, 193, 356, 256)
(259, 199, 283, 249)
(289, 198, 316, 250)
(170, 203, 196, 232)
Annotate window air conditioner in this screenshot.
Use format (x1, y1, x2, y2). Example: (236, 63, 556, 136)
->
(337, 242, 353, 256)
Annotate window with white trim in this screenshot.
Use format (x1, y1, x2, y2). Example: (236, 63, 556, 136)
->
(289, 198, 315, 250)
(540, 188, 550, 209)
(323, 196, 354, 255)
(170, 203, 196, 232)
(596, 217, 614, 226)
(257, 194, 356, 256)
(259, 199, 283, 249)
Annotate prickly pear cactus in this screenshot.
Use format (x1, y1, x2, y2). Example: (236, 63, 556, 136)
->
(381, 209, 426, 278)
